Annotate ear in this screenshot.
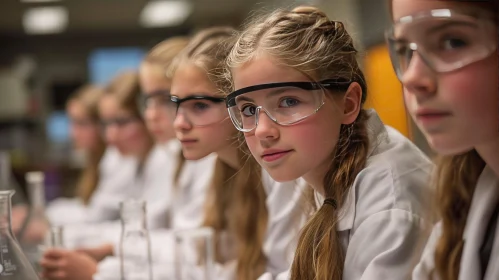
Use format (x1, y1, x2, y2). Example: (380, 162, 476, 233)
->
(341, 82, 362, 125)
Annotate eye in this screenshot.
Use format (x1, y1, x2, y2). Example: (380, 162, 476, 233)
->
(279, 98, 300, 108)
(241, 105, 257, 117)
(393, 42, 410, 56)
(441, 37, 468, 50)
(192, 102, 209, 111)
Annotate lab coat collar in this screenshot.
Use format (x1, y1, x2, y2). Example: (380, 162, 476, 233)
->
(316, 109, 389, 231)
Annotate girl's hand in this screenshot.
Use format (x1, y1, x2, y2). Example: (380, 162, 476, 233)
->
(40, 248, 97, 280)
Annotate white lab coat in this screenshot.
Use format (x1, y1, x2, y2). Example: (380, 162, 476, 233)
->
(62, 142, 184, 248)
(413, 165, 499, 280)
(258, 109, 434, 280)
(110, 145, 217, 259)
(47, 147, 137, 226)
(94, 167, 308, 280)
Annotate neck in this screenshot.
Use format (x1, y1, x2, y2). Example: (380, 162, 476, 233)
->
(476, 136, 499, 178)
(136, 138, 154, 165)
(302, 161, 330, 197)
(216, 144, 240, 170)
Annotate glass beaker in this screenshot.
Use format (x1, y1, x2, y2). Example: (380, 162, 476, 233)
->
(0, 190, 39, 279)
(174, 227, 215, 280)
(119, 200, 153, 280)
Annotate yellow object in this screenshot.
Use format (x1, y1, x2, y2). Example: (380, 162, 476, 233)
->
(363, 44, 411, 139)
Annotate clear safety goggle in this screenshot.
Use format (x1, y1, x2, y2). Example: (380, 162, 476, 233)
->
(138, 90, 171, 116)
(169, 95, 228, 127)
(225, 79, 352, 132)
(385, 9, 497, 80)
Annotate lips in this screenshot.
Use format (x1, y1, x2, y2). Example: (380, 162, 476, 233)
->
(179, 139, 198, 145)
(261, 149, 293, 162)
(415, 108, 451, 119)
(413, 108, 452, 127)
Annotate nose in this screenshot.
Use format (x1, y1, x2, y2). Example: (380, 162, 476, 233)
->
(253, 108, 279, 140)
(104, 125, 119, 145)
(401, 52, 437, 100)
(173, 110, 192, 132)
(144, 106, 160, 123)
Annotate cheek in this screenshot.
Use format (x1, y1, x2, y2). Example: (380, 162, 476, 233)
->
(442, 59, 498, 123)
(123, 125, 147, 145)
(291, 120, 339, 159)
(186, 120, 236, 158)
(205, 121, 236, 150)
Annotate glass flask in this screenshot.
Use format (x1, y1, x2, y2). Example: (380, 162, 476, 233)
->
(119, 200, 153, 280)
(0, 190, 40, 279)
(174, 227, 215, 280)
(18, 171, 50, 273)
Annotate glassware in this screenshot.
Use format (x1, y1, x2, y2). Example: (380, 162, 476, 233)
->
(174, 227, 215, 280)
(0, 190, 40, 279)
(18, 171, 50, 273)
(45, 226, 64, 248)
(119, 200, 153, 280)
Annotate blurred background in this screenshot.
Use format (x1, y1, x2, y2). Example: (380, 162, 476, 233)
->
(0, 0, 429, 200)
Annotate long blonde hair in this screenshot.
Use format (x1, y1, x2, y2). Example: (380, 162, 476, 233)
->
(169, 27, 269, 279)
(226, 7, 370, 280)
(144, 36, 190, 68)
(68, 85, 106, 204)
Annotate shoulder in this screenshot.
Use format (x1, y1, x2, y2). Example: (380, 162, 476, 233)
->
(352, 124, 434, 229)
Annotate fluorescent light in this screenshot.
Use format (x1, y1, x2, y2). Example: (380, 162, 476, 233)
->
(23, 6, 68, 34)
(139, 1, 192, 28)
(20, 0, 62, 3)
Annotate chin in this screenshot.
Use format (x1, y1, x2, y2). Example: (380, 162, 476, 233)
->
(427, 136, 474, 156)
(182, 150, 210, 161)
(263, 165, 302, 183)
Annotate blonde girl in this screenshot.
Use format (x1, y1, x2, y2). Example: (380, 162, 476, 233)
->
(387, 0, 499, 279)
(225, 6, 434, 280)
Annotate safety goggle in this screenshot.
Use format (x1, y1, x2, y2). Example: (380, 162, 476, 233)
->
(385, 9, 497, 79)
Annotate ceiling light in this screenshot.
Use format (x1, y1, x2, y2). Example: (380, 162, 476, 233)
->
(23, 6, 68, 34)
(139, 0, 192, 28)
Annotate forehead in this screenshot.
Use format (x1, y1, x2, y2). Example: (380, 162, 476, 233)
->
(232, 54, 312, 90)
(391, 0, 481, 21)
(171, 63, 218, 97)
(98, 95, 130, 116)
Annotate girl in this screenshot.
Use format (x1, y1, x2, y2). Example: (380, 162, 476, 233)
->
(67, 85, 107, 205)
(224, 6, 434, 280)
(140, 36, 189, 143)
(44, 85, 109, 226)
(387, 0, 499, 279)
(168, 26, 308, 279)
(41, 38, 216, 280)
(40, 71, 164, 280)
(14, 85, 115, 244)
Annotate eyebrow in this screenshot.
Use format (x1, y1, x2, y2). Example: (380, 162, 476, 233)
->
(235, 87, 294, 103)
(427, 21, 478, 34)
